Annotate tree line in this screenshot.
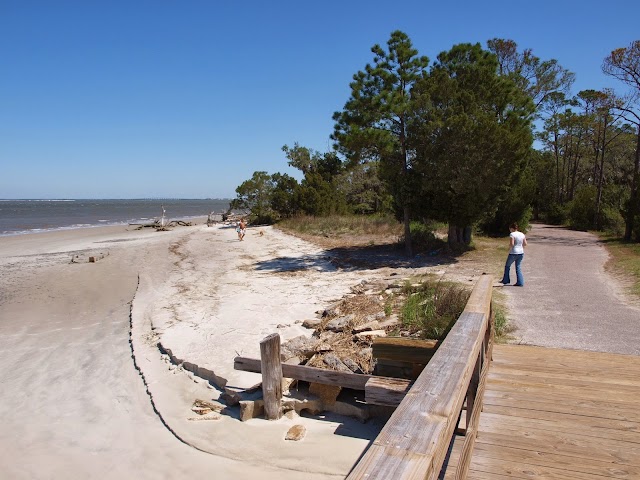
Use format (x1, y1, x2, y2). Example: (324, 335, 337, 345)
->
(231, 32, 640, 252)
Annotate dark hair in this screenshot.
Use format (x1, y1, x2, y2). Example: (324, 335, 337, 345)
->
(509, 223, 518, 230)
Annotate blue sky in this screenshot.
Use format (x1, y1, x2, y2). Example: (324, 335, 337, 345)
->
(1, 1, 638, 199)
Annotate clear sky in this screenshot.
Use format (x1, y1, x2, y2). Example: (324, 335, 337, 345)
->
(1, 1, 638, 199)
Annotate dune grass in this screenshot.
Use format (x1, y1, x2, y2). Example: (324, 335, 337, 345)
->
(400, 278, 470, 340)
(278, 214, 402, 238)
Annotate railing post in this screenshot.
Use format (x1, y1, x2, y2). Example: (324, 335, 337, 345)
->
(260, 333, 283, 420)
(465, 348, 481, 433)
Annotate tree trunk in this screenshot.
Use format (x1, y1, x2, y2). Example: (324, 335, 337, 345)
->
(594, 116, 608, 230)
(624, 124, 640, 241)
(447, 224, 472, 246)
(569, 131, 584, 201)
(553, 130, 561, 203)
(399, 116, 413, 257)
(403, 205, 412, 257)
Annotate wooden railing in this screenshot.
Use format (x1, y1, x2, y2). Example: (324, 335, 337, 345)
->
(347, 274, 495, 480)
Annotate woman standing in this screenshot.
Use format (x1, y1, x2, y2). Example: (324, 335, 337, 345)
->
(500, 223, 527, 286)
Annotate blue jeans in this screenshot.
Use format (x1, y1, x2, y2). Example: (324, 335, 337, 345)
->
(501, 254, 524, 286)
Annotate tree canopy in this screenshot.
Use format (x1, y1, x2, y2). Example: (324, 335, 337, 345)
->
(332, 30, 429, 255)
(230, 33, 640, 245)
(411, 43, 534, 243)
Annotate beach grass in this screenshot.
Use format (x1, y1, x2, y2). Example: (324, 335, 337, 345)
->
(399, 278, 470, 340)
(278, 214, 402, 237)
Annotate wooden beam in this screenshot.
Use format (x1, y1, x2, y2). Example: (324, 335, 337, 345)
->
(463, 274, 493, 317)
(260, 333, 282, 420)
(234, 357, 411, 399)
(365, 376, 413, 407)
(372, 337, 438, 364)
(236, 357, 370, 390)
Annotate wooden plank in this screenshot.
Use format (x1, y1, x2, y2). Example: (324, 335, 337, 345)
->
(375, 358, 425, 381)
(466, 471, 516, 480)
(493, 343, 640, 364)
(478, 410, 640, 444)
(260, 333, 282, 420)
(487, 371, 640, 396)
(469, 454, 611, 480)
(466, 344, 640, 479)
(475, 427, 640, 466)
(234, 356, 411, 394)
(483, 391, 640, 422)
(491, 346, 640, 377)
(372, 337, 438, 363)
(441, 434, 465, 479)
(489, 364, 640, 387)
(462, 274, 493, 317)
(365, 376, 413, 406)
(465, 348, 481, 431)
(472, 442, 640, 478)
(484, 381, 640, 409)
(489, 347, 640, 368)
(482, 402, 640, 433)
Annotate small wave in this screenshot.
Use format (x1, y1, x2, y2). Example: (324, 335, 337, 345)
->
(24, 199, 77, 202)
(0, 221, 129, 237)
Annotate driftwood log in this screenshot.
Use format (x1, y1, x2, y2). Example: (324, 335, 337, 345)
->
(131, 220, 193, 230)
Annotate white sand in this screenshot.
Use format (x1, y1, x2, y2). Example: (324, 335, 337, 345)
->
(0, 223, 406, 479)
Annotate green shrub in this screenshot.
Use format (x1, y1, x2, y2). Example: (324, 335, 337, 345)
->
(567, 186, 597, 231)
(401, 280, 470, 340)
(399, 221, 447, 253)
(600, 206, 625, 237)
(546, 202, 567, 225)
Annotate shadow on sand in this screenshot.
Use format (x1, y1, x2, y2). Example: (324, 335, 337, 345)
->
(254, 243, 460, 273)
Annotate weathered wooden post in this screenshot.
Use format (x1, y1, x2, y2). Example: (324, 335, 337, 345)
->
(260, 333, 282, 420)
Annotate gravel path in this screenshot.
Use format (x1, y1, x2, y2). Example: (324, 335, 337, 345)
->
(500, 224, 640, 355)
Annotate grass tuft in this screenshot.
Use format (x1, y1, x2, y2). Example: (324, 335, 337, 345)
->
(400, 279, 470, 340)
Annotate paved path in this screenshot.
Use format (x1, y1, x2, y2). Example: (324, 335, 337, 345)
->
(500, 224, 640, 355)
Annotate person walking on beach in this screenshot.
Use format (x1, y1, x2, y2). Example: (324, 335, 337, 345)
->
(237, 218, 247, 241)
(500, 223, 527, 286)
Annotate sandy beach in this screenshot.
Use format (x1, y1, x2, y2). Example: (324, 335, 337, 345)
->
(4, 219, 638, 478)
(0, 222, 434, 479)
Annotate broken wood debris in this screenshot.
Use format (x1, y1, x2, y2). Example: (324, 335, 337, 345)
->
(234, 354, 411, 407)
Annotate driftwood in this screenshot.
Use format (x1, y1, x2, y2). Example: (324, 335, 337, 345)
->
(131, 220, 193, 230)
(130, 206, 196, 230)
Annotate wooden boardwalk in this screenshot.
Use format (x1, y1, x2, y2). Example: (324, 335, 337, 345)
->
(444, 344, 640, 479)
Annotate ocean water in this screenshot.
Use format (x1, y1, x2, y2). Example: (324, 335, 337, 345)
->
(0, 199, 231, 236)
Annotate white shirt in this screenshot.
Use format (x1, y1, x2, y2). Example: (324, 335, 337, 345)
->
(510, 231, 526, 254)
